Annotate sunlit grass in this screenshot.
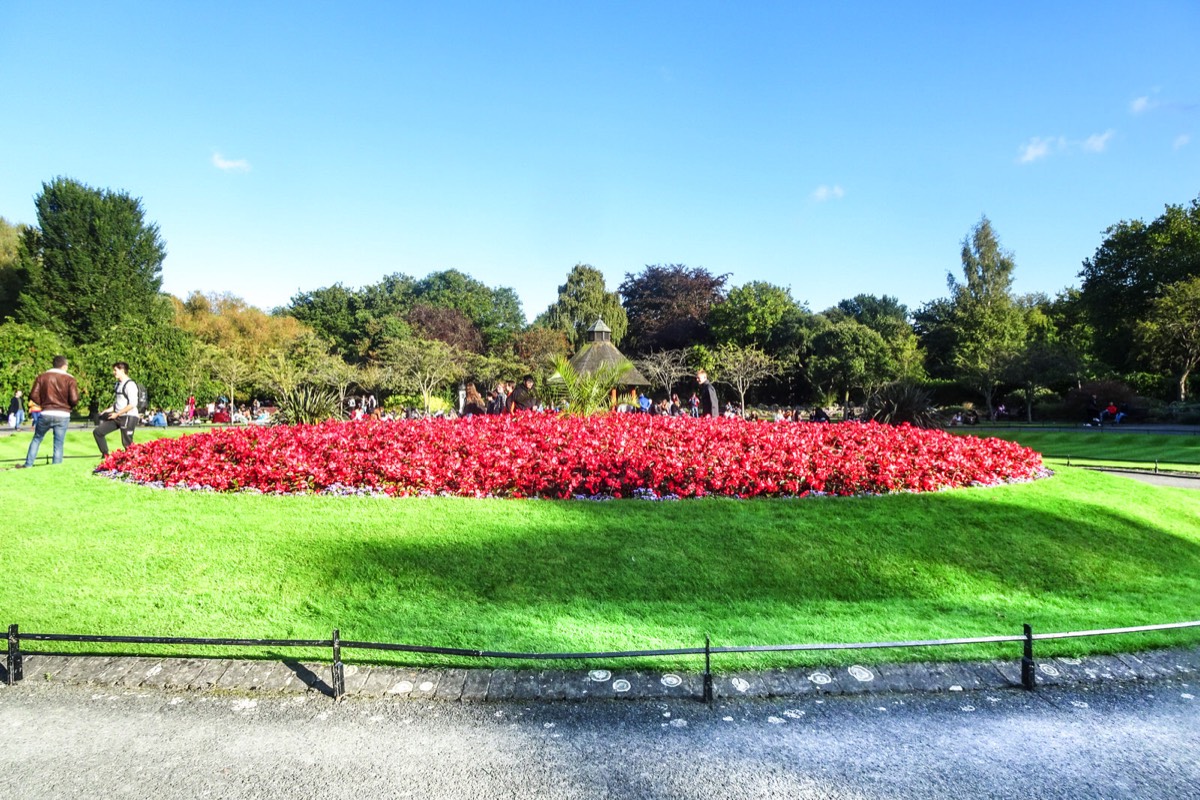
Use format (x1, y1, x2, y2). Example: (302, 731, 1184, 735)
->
(2, 427, 1198, 670)
(954, 428, 1200, 473)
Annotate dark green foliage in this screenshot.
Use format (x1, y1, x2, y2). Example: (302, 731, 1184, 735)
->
(1078, 195, 1200, 371)
(0, 320, 71, 399)
(15, 177, 168, 343)
(536, 264, 628, 351)
(866, 380, 942, 428)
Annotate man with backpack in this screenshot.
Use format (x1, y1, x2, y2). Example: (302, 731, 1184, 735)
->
(94, 362, 142, 456)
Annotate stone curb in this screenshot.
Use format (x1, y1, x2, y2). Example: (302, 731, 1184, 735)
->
(4, 647, 1198, 702)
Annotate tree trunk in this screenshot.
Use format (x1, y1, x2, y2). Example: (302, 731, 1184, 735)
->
(1180, 370, 1190, 402)
(1025, 382, 1034, 423)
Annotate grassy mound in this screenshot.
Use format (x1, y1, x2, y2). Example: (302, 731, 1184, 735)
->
(3, 428, 1197, 669)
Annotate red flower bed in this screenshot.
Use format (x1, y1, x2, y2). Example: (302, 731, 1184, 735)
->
(95, 415, 1047, 499)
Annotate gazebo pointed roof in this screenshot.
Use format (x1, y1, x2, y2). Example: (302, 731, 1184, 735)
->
(552, 318, 649, 386)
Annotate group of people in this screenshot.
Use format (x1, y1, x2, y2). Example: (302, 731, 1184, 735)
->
(460, 375, 540, 416)
(17, 357, 141, 468)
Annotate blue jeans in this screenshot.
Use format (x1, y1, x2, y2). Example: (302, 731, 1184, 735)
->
(25, 414, 70, 466)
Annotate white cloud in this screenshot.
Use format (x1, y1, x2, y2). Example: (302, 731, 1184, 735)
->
(811, 184, 845, 202)
(1017, 137, 1057, 164)
(1131, 95, 1156, 115)
(1175, 134, 1191, 150)
(212, 152, 251, 172)
(1082, 130, 1115, 153)
(1018, 132, 1114, 163)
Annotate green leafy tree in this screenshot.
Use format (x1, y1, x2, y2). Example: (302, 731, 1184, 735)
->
(1080, 194, 1200, 371)
(1006, 296, 1082, 421)
(947, 217, 1028, 417)
(809, 319, 892, 416)
(536, 264, 628, 351)
(315, 355, 361, 416)
(1136, 276, 1200, 401)
(15, 177, 168, 343)
(0, 216, 24, 318)
(828, 294, 925, 381)
(413, 270, 526, 351)
(209, 344, 253, 410)
(286, 276, 414, 362)
(382, 337, 467, 413)
(1079, 195, 1200, 371)
(0, 320, 69, 401)
(619, 264, 728, 355)
(74, 314, 196, 412)
(708, 281, 800, 348)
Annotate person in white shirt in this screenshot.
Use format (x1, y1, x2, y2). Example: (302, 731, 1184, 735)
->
(94, 361, 140, 456)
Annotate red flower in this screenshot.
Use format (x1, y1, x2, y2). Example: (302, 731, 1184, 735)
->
(96, 417, 1047, 499)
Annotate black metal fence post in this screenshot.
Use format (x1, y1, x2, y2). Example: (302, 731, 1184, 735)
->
(7, 624, 22, 685)
(331, 628, 345, 700)
(702, 635, 713, 704)
(1021, 623, 1036, 690)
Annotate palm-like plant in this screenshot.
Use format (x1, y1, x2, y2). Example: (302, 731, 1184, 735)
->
(547, 355, 632, 416)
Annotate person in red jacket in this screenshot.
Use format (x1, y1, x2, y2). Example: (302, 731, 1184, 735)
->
(22, 355, 80, 467)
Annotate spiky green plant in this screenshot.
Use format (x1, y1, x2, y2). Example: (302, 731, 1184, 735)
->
(275, 384, 340, 425)
(547, 355, 633, 416)
(866, 380, 943, 428)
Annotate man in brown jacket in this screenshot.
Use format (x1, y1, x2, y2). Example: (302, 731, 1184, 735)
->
(22, 355, 80, 467)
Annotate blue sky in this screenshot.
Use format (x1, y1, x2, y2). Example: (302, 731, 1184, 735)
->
(2, 2, 1197, 322)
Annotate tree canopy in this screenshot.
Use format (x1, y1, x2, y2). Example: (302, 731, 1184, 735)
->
(1137, 276, 1200, 401)
(14, 177, 169, 343)
(619, 264, 728, 355)
(536, 264, 628, 351)
(1078, 195, 1200, 371)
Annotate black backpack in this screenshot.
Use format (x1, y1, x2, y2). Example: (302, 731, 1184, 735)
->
(120, 380, 150, 414)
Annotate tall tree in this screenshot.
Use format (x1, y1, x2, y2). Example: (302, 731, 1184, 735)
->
(808, 319, 892, 416)
(947, 217, 1027, 417)
(1078, 195, 1200, 371)
(382, 336, 467, 413)
(412, 269, 525, 350)
(15, 177, 168, 342)
(1006, 296, 1082, 421)
(713, 343, 779, 413)
(536, 264, 628, 351)
(0, 216, 24, 318)
(619, 264, 728, 355)
(406, 303, 484, 353)
(827, 294, 924, 381)
(1136, 276, 1200, 401)
(708, 281, 801, 349)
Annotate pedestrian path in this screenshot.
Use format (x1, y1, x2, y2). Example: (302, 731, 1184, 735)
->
(5, 646, 1197, 702)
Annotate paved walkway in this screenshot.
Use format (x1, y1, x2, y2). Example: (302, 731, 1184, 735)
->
(5, 646, 1198, 702)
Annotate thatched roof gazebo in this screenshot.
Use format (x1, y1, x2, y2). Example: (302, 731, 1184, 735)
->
(552, 318, 649, 387)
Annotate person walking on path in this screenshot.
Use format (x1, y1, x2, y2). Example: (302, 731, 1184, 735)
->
(22, 356, 80, 467)
(695, 369, 719, 418)
(93, 362, 140, 457)
(8, 389, 25, 429)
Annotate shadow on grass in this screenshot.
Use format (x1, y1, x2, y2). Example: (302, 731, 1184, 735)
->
(325, 480, 1200, 614)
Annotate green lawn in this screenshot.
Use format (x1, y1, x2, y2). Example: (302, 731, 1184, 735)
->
(954, 427, 1200, 472)
(2, 426, 1199, 671)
